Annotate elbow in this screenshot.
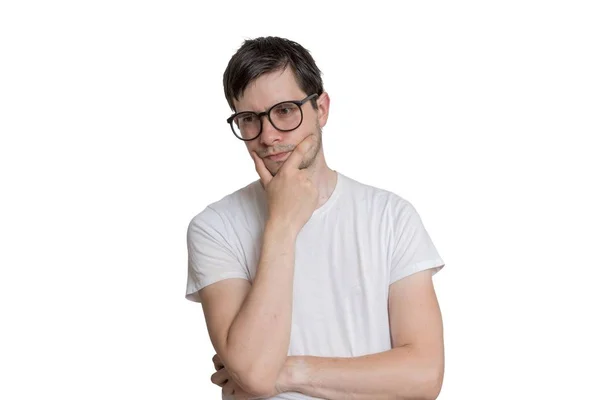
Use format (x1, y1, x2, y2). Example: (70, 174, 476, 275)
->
(418, 365, 445, 400)
(244, 376, 276, 398)
(230, 366, 278, 397)
(424, 371, 444, 400)
(223, 346, 284, 396)
(397, 364, 444, 400)
(430, 361, 445, 399)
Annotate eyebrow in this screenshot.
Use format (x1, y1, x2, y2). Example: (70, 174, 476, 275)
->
(237, 97, 303, 113)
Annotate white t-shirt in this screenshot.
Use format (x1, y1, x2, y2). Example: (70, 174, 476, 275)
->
(186, 171, 445, 400)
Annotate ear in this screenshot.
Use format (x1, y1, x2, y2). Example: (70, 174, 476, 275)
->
(316, 92, 330, 129)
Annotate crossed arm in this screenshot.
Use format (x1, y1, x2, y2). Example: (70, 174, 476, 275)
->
(205, 268, 444, 399)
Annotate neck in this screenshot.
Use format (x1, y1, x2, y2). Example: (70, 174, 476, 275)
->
(306, 155, 338, 209)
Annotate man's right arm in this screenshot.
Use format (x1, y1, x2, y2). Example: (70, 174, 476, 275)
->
(199, 219, 297, 396)
(197, 135, 318, 397)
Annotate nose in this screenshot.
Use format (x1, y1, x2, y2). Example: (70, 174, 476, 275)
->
(259, 116, 282, 146)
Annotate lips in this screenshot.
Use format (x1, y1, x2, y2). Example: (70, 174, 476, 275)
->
(266, 151, 290, 161)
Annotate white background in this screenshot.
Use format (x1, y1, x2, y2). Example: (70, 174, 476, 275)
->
(1, 0, 598, 398)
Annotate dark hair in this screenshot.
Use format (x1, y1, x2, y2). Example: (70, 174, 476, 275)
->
(223, 36, 324, 111)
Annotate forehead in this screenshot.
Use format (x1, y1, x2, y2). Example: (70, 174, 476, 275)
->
(234, 67, 306, 112)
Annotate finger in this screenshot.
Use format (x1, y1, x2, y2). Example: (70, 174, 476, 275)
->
(222, 379, 235, 396)
(213, 359, 224, 371)
(281, 134, 316, 171)
(211, 368, 229, 387)
(212, 354, 224, 370)
(214, 361, 225, 371)
(252, 151, 272, 187)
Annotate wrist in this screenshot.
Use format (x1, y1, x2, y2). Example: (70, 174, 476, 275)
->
(277, 356, 310, 393)
(265, 219, 300, 241)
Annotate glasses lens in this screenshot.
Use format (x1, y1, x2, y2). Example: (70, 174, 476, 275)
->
(232, 112, 260, 140)
(269, 102, 302, 131)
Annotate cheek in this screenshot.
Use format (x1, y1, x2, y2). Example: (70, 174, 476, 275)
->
(245, 142, 265, 160)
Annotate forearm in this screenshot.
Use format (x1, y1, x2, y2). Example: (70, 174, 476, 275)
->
(283, 346, 443, 400)
(226, 221, 297, 389)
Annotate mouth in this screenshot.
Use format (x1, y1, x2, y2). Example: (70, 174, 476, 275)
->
(265, 152, 291, 162)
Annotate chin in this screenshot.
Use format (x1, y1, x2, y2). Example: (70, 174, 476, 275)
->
(267, 164, 279, 177)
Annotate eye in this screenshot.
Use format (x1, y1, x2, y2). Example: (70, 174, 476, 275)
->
(236, 113, 257, 124)
(273, 103, 297, 116)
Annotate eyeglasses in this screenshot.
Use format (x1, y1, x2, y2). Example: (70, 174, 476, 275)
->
(226, 94, 318, 141)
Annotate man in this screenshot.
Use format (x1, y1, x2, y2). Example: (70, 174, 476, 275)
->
(186, 36, 446, 400)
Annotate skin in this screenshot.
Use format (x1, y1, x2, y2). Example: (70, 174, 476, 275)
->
(198, 67, 339, 398)
(234, 67, 338, 209)
(206, 66, 444, 399)
(201, 135, 318, 397)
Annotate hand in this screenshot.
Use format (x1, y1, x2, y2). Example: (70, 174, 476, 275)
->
(211, 354, 301, 399)
(252, 135, 319, 233)
(211, 354, 272, 399)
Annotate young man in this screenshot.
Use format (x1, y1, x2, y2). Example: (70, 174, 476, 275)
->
(186, 36, 446, 400)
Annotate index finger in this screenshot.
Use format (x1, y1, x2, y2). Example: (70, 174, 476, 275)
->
(251, 151, 273, 188)
(281, 134, 316, 171)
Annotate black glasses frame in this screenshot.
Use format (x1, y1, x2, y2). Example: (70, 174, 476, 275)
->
(226, 93, 318, 141)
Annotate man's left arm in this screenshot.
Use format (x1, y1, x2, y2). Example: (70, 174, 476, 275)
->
(278, 269, 445, 400)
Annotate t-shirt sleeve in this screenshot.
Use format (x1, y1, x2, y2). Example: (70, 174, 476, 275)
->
(185, 206, 249, 303)
(389, 199, 445, 285)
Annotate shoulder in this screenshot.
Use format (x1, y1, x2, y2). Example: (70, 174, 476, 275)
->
(188, 179, 264, 229)
(337, 173, 426, 239)
(187, 180, 265, 250)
